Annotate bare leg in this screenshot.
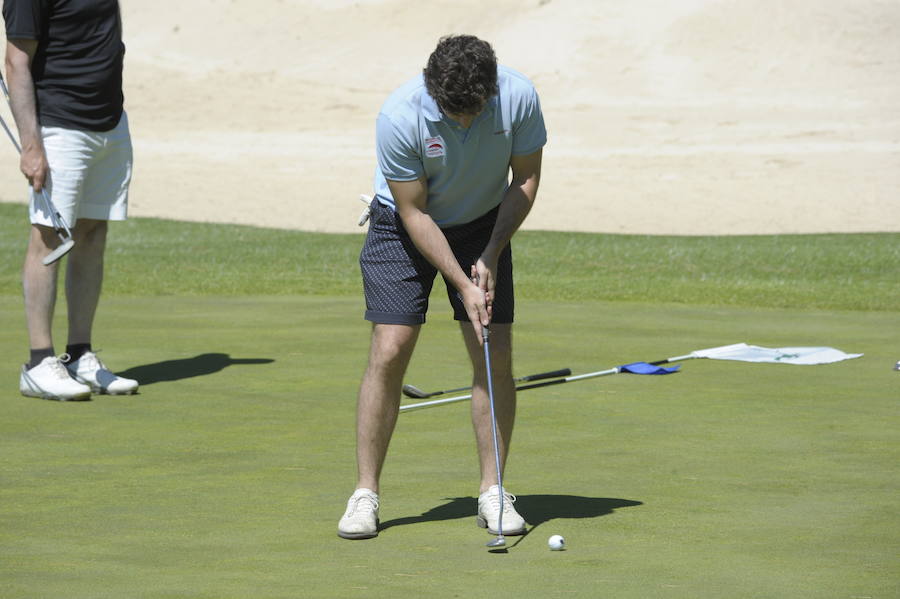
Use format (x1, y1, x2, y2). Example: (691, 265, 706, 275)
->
(65, 219, 107, 345)
(22, 225, 62, 351)
(460, 322, 515, 493)
(355, 323, 420, 493)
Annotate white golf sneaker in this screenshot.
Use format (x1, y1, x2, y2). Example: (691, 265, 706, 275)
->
(338, 488, 379, 539)
(20, 355, 92, 401)
(64, 351, 138, 395)
(477, 485, 527, 535)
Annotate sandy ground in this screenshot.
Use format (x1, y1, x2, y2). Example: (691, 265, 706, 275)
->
(1, 0, 899, 235)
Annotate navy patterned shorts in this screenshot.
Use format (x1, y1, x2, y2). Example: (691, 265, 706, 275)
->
(360, 200, 514, 325)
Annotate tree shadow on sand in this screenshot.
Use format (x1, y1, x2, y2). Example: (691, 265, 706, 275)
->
(116, 353, 274, 385)
(379, 494, 642, 541)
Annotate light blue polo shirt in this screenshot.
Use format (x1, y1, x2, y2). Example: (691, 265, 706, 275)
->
(373, 65, 547, 227)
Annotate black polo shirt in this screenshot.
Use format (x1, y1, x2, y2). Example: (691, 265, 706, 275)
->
(3, 0, 124, 131)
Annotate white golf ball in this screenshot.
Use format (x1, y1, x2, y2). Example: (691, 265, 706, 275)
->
(548, 534, 565, 551)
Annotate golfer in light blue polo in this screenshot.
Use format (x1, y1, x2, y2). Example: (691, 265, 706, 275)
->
(339, 34, 547, 541)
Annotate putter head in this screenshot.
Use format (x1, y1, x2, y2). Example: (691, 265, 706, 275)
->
(401, 384, 429, 399)
(486, 535, 506, 548)
(42, 238, 74, 266)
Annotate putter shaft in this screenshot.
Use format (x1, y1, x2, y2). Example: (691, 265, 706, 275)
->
(482, 325, 506, 547)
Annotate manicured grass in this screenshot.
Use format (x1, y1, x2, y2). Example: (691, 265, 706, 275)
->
(1, 202, 897, 310)
(0, 203, 897, 597)
(0, 296, 896, 598)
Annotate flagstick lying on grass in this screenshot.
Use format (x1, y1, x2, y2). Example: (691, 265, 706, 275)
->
(399, 360, 679, 413)
(398, 343, 864, 413)
(399, 350, 698, 414)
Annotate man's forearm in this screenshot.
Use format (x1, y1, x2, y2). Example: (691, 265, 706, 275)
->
(483, 148, 542, 260)
(483, 175, 539, 260)
(400, 208, 473, 293)
(5, 41, 42, 151)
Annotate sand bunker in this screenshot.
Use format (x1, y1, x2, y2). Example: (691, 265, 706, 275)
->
(1, 0, 898, 234)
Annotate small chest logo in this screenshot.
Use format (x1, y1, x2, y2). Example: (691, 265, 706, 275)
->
(425, 136, 446, 158)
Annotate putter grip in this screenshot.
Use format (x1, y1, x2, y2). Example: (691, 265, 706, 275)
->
(515, 377, 567, 392)
(520, 368, 571, 382)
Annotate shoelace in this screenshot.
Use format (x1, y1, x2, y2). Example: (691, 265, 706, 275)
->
(347, 493, 378, 517)
(48, 355, 73, 380)
(78, 351, 105, 371)
(485, 490, 517, 513)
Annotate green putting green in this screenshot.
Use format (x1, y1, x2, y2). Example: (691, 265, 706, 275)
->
(0, 295, 896, 598)
(1, 205, 897, 597)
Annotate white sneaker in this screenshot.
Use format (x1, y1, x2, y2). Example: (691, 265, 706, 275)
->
(64, 351, 138, 395)
(477, 485, 526, 535)
(338, 488, 379, 539)
(20, 356, 92, 401)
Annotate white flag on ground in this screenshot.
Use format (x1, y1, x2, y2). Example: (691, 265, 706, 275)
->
(691, 343, 863, 365)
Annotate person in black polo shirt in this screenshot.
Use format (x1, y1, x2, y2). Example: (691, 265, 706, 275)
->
(4, 0, 138, 400)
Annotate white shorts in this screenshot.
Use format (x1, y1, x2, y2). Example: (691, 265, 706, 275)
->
(29, 112, 133, 227)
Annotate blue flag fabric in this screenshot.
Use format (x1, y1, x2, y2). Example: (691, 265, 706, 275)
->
(619, 362, 680, 375)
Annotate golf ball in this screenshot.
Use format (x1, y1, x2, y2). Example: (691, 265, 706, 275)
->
(548, 534, 565, 551)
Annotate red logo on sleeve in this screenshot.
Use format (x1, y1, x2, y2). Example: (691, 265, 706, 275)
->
(425, 136, 446, 158)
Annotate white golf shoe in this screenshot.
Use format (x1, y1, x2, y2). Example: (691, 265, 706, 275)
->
(20, 356, 92, 401)
(477, 485, 527, 535)
(64, 351, 138, 395)
(338, 488, 379, 539)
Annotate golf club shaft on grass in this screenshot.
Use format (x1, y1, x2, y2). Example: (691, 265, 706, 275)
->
(398, 343, 741, 413)
(482, 326, 506, 548)
(402, 367, 571, 399)
(0, 74, 75, 265)
(399, 368, 621, 413)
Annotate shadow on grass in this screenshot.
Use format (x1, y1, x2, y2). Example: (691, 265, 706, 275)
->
(116, 353, 274, 385)
(379, 494, 642, 533)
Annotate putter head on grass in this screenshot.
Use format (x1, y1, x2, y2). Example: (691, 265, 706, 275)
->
(401, 384, 430, 398)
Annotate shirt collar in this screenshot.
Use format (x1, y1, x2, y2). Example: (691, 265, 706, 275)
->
(422, 93, 443, 122)
(422, 93, 498, 124)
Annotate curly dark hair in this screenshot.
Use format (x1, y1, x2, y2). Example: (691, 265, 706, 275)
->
(423, 35, 499, 116)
